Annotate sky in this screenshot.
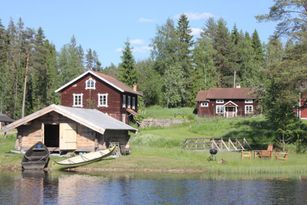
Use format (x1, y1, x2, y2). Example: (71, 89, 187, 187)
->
(0, 0, 276, 67)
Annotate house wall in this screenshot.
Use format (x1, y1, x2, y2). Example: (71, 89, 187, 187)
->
(15, 112, 130, 152)
(300, 94, 307, 119)
(197, 99, 257, 117)
(60, 73, 138, 122)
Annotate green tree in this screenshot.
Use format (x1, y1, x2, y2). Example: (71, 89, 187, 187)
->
(119, 40, 137, 86)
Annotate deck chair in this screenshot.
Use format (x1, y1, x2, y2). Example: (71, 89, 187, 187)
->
(275, 152, 288, 160)
(256, 144, 273, 158)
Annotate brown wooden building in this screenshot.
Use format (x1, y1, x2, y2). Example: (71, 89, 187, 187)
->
(55, 70, 142, 123)
(195, 87, 257, 118)
(3, 104, 137, 153)
(298, 91, 307, 120)
(0, 113, 14, 130)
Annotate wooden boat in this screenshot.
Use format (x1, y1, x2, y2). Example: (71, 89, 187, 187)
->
(55, 146, 116, 169)
(21, 141, 50, 170)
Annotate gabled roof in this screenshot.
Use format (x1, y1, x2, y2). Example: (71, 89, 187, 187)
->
(196, 88, 256, 101)
(55, 70, 142, 96)
(3, 104, 137, 134)
(0, 113, 14, 123)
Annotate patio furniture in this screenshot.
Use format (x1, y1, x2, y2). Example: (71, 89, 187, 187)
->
(254, 144, 273, 159)
(275, 152, 288, 161)
(241, 151, 252, 160)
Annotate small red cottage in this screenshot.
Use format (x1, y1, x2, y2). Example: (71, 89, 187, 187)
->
(298, 91, 307, 120)
(195, 87, 257, 118)
(55, 70, 142, 123)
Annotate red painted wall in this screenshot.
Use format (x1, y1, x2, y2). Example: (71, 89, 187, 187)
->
(197, 99, 258, 117)
(59, 73, 138, 122)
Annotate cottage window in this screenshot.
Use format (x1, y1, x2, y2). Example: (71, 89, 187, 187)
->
(98, 93, 108, 107)
(245, 105, 253, 114)
(216, 105, 224, 115)
(73, 94, 83, 107)
(200, 101, 209, 107)
(132, 97, 136, 109)
(216, 99, 224, 104)
(122, 95, 126, 108)
(85, 78, 96, 90)
(245, 99, 253, 104)
(127, 96, 131, 108)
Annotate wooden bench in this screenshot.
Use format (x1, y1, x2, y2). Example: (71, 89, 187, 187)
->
(255, 144, 273, 159)
(241, 151, 252, 160)
(275, 152, 288, 160)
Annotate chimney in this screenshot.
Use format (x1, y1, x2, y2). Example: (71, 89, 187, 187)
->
(133, 84, 137, 92)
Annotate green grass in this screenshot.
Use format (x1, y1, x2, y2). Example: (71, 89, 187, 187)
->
(1, 106, 307, 176)
(141, 105, 194, 119)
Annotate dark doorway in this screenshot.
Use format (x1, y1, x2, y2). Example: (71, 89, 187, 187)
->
(44, 124, 59, 147)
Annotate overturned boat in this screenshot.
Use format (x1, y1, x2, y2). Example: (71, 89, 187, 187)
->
(21, 142, 50, 170)
(55, 146, 116, 169)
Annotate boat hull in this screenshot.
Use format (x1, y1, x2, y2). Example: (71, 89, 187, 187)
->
(21, 142, 50, 170)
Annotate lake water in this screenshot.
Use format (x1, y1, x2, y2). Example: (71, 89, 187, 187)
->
(0, 171, 306, 205)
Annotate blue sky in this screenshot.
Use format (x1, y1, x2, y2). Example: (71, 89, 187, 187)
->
(0, 0, 276, 66)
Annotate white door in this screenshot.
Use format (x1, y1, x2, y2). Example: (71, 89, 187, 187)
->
(60, 123, 77, 150)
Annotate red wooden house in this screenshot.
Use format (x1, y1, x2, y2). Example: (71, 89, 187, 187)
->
(55, 70, 142, 123)
(195, 87, 257, 118)
(298, 91, 307, 120)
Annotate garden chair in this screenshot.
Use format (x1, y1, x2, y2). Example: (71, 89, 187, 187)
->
(275, 152, 288, 161)
(255, 144, 273, 158)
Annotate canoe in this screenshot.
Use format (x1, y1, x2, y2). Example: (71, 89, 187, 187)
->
(21, 141, 50, 170)
(55, 146, 116, 169)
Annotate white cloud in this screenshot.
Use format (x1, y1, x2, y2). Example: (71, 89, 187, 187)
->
(138, 17, 156, 23)
(133, 45, 152, 53)
(130, 39, 145, 46)
(175, 12, 214, 21)
(191, 27, 202, 37)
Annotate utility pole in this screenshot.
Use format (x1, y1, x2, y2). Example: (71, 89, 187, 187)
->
(233, 70, 236, 88)
(21, 52, 30, 118)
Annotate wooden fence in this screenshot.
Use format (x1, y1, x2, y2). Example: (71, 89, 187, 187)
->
(183, 137, 251, 152)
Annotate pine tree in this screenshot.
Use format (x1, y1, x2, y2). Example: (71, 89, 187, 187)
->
(119, 40, 137, 86)
(85, 48, 94, 70)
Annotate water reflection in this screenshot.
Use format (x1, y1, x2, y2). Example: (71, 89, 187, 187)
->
(0, 172, 306, 205)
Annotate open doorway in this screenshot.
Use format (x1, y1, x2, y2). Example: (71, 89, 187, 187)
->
(44, 124, 59, 147)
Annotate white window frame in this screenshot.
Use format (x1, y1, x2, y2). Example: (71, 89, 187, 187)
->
(132, 97, 136, 109)
(85, 78, 96, 90)
(127, 96, 131, 108)
(73, 93, 83, 107)
(216, 105, 224, 115)
(245, 99, 253, 104)
(216, 99, 224, 104)
(245, 105, 254, 114)
(98, 93, 108, 107)
(122, 95, 126, 108)
(200, 101, 209, 107)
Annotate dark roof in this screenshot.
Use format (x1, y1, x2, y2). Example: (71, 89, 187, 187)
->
(93, 72, 141, 95)
(55, 70, 142, 96)
(196, 88, 256, 101)
(0, 113, 14, 123)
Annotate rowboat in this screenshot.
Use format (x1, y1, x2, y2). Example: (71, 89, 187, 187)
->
(55, 146, 116, 169)
(21, 141, 50, 170)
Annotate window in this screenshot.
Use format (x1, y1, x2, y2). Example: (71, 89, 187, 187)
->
(132, 97, 136, 109)
(200, 101, 209, 107)
(127, 96, 131, 108)
(216, 105, 224, 115)
(245, 99, 253, 104)
(73, 94, 83, 107)
(216, 99, 224, 104)
(98, 93, 108, 107)
(122, 95, 126, 108)
(245, 105, 253, 114)
(85, 78, 96, 90)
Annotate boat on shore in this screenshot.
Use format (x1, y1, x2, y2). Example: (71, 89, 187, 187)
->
(21, 141, 50, 170)
(55, 146, 116, 169)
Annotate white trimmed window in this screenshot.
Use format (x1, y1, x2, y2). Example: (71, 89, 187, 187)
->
(245, 99, 253, 104)
(122, 95, 126, 108)
(85, 78, 96, 90)
(132, 97, 136, 109)
(216, 105, 224, 115)
(98, 93, 108, 107)
(245, 105, 253, 114)
(216, 99, 224, 104)
(73, 93, 83, 107)
(200, 101, 209, 107)
(127, 96, 131, 108)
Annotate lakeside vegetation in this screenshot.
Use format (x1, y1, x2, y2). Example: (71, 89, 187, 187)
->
(1, 106, 307, 175)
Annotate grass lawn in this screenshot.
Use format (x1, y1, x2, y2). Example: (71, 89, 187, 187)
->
(1, 106, 307, 175)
